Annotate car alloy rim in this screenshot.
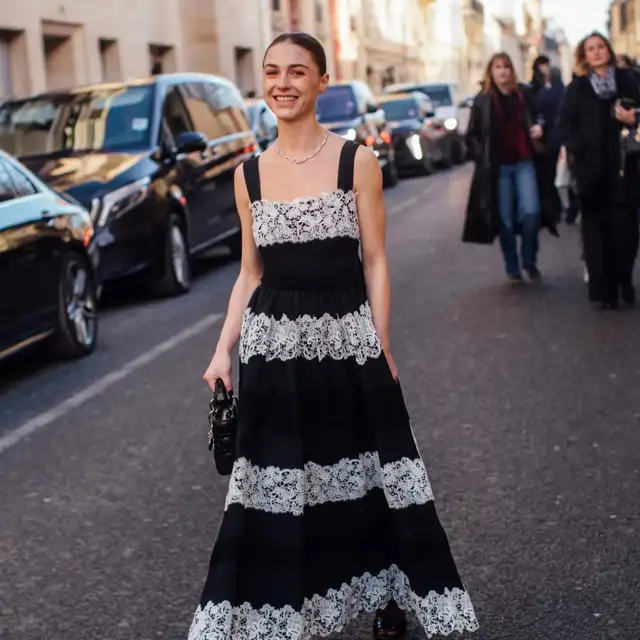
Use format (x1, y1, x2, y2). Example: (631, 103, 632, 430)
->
(170, 224, 189, 287)
(65, 261, 97, 347)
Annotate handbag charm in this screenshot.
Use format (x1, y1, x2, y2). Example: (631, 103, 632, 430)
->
(207, 378, 238, 476)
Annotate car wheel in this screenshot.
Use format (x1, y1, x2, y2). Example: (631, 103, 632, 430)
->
(383, 157, 399, 188)
(154, 213, 192, 297)
(54, 252, 98, 358)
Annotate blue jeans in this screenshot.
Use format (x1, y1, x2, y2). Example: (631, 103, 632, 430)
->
(497, 160, 541, 276)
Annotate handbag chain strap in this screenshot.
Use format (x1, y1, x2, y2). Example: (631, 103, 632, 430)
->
(207, 393, 237, 449)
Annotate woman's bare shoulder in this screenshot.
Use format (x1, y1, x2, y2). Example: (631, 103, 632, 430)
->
(354, 143, 380, 173)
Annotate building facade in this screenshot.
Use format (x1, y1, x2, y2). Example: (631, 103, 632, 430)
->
(483, 0, 542, 80)
(0, 0, 329, 101)
(180, 0, 338, 98)
(491, 16, 526, 81)
(0, 0, 570, 104)
(537, 24, 573, 83)
(609, 0, 640, 61)
(333, 0, 430, 92)
(180, 0, 272, 98)
(0, 0, 183, 99)
(421, 0, 467, 89)
(270, 0, 336, 79)
(461, 0, 488, 94)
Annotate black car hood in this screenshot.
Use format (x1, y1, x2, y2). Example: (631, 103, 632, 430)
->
(19, 150, 148, 207)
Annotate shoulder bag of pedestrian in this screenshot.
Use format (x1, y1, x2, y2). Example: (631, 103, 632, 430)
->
(207, 378, 238, 475)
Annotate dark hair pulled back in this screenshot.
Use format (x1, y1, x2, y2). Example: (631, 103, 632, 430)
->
(264, 32, 327, 75)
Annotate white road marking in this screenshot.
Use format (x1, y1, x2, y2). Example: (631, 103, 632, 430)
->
(0, 313, 223, 456)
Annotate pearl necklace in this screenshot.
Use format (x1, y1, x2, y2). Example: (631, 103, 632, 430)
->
(274, 130, 329, 164)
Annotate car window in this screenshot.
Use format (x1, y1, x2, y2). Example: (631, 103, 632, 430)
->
(0, 160, 18, 204)
(0, 85, 155, 156)
(381, 98, 419, 121)
(204, 80, 251, 137)
(162, 86, 195, 142)
(180, 82, 226, 141)
(316, 86, 358, 122)
(4, 160, 39, 197)
(417, 85, 452, 107)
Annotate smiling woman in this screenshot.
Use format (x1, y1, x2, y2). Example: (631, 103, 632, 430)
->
(261, 31, 329, 127)
(190, 32, 479, 640)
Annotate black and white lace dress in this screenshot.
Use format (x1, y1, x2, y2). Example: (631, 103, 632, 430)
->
(188, 141, 479, 640)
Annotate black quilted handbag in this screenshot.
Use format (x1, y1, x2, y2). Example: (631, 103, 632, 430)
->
(207, 378, 238, 476)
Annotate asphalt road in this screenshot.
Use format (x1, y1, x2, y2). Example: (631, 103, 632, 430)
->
(1, 164, 639, 640)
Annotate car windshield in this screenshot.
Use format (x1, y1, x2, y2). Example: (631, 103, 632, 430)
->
(415, 85, 452, 107)
(316, 86, 358, 122)
(0, 85, 155, 156)
(382, 99, 419, 121)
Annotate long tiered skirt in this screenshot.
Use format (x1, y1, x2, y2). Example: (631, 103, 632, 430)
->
(188, 284, 479, 639)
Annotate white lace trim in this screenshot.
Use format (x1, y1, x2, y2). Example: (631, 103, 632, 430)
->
(251, 189, 359, 247)
(188, 565, 479, 640)
(239, 302, 381, 365)
(225, 452, 434, 515)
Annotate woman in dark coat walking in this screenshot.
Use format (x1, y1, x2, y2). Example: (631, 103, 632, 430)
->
(531, 56, 565, 222)
(557, 31, 640, 308)
(463, 52, 556, 283)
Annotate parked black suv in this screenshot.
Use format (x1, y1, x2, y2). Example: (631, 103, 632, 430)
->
(316, 81, 398, 187)
(0, 73, 258, 296)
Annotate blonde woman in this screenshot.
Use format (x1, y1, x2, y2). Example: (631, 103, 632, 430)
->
(557, 31, 640, 308)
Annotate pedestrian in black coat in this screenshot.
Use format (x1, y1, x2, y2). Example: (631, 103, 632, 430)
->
(462, 52, 558, 283)
(531, 56, 565, 222)
(557, 31, 640, 308)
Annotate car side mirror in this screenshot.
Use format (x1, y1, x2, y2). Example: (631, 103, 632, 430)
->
(366, 103, 379, 114)
(175, 131, 208, 154)
(425, 111, 435, 119)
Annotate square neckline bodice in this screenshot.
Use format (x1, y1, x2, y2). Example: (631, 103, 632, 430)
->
(243, 140, 359, 209)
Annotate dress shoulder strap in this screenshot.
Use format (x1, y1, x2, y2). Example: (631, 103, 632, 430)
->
(337, 140, 359, 192)
(243, 157, 262, 203)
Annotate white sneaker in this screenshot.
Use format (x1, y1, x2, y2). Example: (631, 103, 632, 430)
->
(583, 267, 589, 284)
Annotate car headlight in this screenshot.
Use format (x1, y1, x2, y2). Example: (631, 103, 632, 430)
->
(444, 118, 457, 131)
(341, 128, 357, 141)
(91, 177, 151, 227)
(406, 134, 423, 160)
